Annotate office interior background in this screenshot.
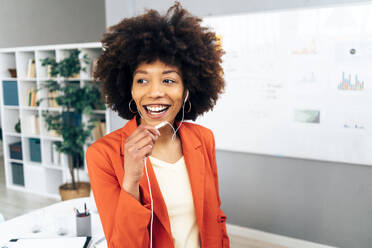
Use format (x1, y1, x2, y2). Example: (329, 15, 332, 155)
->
(0, 0, 371, 247)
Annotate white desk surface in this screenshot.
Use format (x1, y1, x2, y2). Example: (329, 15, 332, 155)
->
(0, 197, 106, 247)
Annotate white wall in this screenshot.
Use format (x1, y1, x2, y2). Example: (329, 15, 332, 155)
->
(0, 0, 106, 48)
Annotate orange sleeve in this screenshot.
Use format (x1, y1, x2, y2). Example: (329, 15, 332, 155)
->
(86, 145, 151, 248)
(208, 130, 230, 248)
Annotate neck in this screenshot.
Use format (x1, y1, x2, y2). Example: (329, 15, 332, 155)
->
(156, 122, 178, 144)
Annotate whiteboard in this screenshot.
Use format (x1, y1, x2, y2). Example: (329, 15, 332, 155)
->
(195, 3, 372, 166)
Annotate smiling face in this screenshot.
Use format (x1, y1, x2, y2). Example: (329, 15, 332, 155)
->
(131, 60, 186, 126)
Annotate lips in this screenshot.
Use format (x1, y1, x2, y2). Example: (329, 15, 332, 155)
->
(142, 104, 171, 119)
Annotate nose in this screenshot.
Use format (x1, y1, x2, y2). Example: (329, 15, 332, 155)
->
(148, 80, 165, 98)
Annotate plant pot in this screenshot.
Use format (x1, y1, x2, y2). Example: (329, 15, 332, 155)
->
(59, 181, 90, 201)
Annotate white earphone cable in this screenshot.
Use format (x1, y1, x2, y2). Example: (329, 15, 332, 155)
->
(144, 158, 153, 248)
(140, 90, 188, 247)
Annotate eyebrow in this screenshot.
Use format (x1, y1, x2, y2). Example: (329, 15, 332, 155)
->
(133, 69, 181, 77)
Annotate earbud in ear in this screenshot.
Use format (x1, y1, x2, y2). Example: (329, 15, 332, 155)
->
(184, 90, 189, 104)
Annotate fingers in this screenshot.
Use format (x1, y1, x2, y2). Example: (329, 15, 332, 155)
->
(137, 144, 153, 158)
(126, 143, 153, 164)
(146, 125, 161, 137)
(134, 134, 155, 151)
(125, 125, 160, 160)
(126, 125, 160, 145)
(127, 129, 155, 147)
(132, 124, 160, 137)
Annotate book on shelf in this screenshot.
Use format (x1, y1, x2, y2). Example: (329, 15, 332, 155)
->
(32, 89, 37, 106)
(92, 124, 100, 140)
(28, 114, 40, 135)
(48, 91, 59, 107)
(27, 59, 36, 78)
(92, 120, 106, 140)
(48, 129, 61, 137)
(47, 64, 52, 78)
(26, 88, 37, 106)
(100, 121, 106, 136)
(92, 58, 98, 77)
(27, 88, 31, 105)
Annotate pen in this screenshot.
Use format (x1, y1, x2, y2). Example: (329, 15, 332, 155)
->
(84, 203, 87, 215)
(74, 207, 81, 216)
(74, 207, 79, 216)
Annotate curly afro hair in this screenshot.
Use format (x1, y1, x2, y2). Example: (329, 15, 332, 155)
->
(94, 2, 225, 121)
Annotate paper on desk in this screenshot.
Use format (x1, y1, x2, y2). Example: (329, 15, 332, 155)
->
(91, 236, 108, 248)
(8, 237, 89, 248)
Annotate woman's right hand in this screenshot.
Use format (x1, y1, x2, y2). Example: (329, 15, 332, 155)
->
(122, 124, 160, 199)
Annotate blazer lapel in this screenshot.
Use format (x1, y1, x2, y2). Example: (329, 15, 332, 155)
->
(178, 124, 206, 239)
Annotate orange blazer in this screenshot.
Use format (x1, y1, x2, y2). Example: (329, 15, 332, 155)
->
(86, 117, 230, 247)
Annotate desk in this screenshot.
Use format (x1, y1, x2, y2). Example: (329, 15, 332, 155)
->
(0, 197, 106, 247)
(0, 198, 335, 248)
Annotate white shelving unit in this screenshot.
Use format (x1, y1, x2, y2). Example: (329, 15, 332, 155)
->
(0, 42, 108, 199)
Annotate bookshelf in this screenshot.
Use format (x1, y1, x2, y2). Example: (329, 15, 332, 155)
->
(0, 42, 109, 199)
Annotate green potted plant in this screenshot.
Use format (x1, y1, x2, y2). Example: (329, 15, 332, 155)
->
(39, 49, 105, 200)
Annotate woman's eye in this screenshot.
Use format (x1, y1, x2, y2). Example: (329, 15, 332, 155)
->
(137, 79, 147, 84)
(163, 79, 175, 84)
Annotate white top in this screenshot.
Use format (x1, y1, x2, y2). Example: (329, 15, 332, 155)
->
(149, 156, 200, 248)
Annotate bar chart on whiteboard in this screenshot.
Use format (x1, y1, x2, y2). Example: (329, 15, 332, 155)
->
(196, 3, 372, 165)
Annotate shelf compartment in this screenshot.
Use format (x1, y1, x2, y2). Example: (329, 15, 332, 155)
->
(18, 80, 38, 107)
(41, 139, 64, 166)
(35, 50, 56, 78)
(86, 113, 106, 143)
(80, 48, 102, 79)
(24, 164, 46, 194)
(21, 137, 42, 164)
(56, 49, 81, 79)
(16, 51, 36, 79)
(81, 80, 106, 111)
(2, 108, 20, 134)
(38, 80, 59, 108)
(44, 168, 63, 195)
(0, 52, 17, 78)
(40, 110, 62, 138)
(20, 109, 40, 136)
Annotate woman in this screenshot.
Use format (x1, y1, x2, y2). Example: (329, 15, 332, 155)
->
(86, 2, 229, 247)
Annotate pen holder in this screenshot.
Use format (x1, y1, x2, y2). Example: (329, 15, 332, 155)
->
(76, 213, 91, 237)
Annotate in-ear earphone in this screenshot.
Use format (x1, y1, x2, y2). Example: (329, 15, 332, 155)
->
(184, 89, 189, 104)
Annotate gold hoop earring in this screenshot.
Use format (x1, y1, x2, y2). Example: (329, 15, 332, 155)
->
(129, 99, 137, 113)
(186, 99, 191, 113)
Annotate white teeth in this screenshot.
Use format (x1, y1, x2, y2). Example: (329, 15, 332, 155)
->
(146, 105, 168, 112)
